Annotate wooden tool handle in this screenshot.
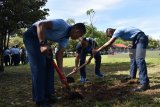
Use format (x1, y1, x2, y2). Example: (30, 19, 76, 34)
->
(66, 63, 87, 77)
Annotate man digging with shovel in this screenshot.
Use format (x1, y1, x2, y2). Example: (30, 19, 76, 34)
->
(23, 19, 86, 107)
(73, 37, 104, 83)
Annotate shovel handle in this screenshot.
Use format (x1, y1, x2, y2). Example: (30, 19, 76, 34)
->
(66, 63, 87, 77)
(51, 60, 70, 88)
(78, 63, 87, 70)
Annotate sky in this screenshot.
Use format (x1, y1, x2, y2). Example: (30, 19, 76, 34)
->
(45, 0, 160, 40)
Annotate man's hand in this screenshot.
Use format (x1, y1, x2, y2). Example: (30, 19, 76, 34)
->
(73, 67, 78, 72)
(40, 45, 49, 54)
(92, 49, 98, 56)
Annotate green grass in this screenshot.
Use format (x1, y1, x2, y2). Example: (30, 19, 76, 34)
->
(0, 51, 160, 107)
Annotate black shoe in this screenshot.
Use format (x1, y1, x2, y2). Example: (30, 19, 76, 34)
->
(121, 76, 131, 82)
(133, 84, 150, 92)
(36, 101, 51, 107)
(125, 76, 136, 81)
(47, 94, 61, 104)
(95, 72, 104, 78)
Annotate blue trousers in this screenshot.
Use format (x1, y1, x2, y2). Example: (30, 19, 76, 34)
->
(79, 47, 101, 78)
(129, 48, 137, 79)
(23, 26, 55, 102)
(4, 55, 10, 66)
(131, 32, 149, 85)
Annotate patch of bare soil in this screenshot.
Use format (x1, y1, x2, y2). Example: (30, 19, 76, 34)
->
(56, 79, 138, 104)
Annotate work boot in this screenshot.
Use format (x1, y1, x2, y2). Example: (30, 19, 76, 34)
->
(121, 76, 136, 83)
(124, 76, 132, 81)
(95, 72, 104, 78)
(132, 84, 150, 92)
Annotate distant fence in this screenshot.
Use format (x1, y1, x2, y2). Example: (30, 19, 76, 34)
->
(63, 49, 160, 58)
(63, 52, 76, 57)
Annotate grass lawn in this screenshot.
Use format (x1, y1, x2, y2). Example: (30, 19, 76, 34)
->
(0, 50, 160, 107)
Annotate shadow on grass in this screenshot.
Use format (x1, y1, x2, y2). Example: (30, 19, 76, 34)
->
(63, 61, 156, 84)
(92, 61, 153, 72)
(119, 93, 160, 107)
(64, 62, 131, 75)
(150, 84, 160, 90)
(1, 62, 159, 107)
(0, 65, 33, 107)
(55, 78, 134, 107)
(56, 76, 160, 107)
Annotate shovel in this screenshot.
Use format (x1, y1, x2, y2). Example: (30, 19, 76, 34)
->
(46, 50, 75, 83)
(51, 59, 84, 99)
(51, 59, 75, 84)
(66, 63, 87, 77)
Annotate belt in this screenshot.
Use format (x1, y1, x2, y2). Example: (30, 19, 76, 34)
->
(134, 32, 146, 41)
(133, 32, 148, 45)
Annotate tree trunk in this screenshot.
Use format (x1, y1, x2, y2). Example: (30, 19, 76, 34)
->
(6, 33, 10, 48)
(3, 30, 6, 48)
(0, 49, 4, 73)
(0, 32, 4, 72)
(0, 65, 4, 73)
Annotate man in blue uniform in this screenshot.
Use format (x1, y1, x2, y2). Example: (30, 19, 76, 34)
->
(93, 26, 150, 91)
(10, 46, 20, 66)
(74, 37, 104, 83)
(23, 19, 86, 107)
(3, 47, 11, 66)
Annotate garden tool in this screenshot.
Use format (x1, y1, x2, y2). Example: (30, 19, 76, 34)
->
(50, 58, 84, 99)
(66, 63, 87, 77)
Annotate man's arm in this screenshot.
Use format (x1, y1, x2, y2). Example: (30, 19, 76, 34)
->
(56, 47, 65, 72)
(36, 21, 53, 54)
(97, 37, 117, 52)
(36, 21, 52, 42)
(75, 53, 80, 68)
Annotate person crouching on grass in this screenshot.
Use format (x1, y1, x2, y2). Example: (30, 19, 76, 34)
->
(73, 37, 104, 83)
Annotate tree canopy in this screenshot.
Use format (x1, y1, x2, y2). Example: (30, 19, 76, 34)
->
(0, 0, 49, 47)
(0, 5, 159, 72)
(0, 0, 49, 72)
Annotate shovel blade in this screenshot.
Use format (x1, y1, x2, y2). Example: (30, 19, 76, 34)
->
(66, 77, 75, 83)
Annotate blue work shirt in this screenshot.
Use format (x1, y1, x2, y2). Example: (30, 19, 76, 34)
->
(4, 49, 11, 56)
(33, 19, 71, 48)
(10, 47, 20, 55)
(113, 26, 143, 41)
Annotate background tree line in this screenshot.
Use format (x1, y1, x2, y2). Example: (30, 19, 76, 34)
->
(0, 0, 159, 72)
(0, 0, 49, 72)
